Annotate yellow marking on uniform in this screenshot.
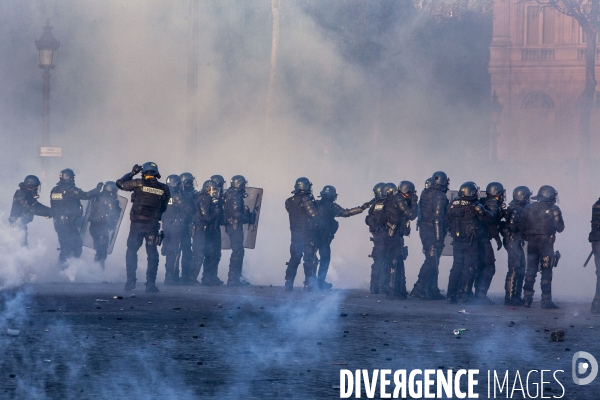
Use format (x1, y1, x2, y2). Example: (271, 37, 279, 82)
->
(51, 193, 63, 200)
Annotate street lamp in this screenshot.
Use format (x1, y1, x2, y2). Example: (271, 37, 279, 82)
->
(35, 22, 59, 148)
(489, 90, 502, 162)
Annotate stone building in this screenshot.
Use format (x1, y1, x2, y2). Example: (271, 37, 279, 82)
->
(489, 0, 600, 161)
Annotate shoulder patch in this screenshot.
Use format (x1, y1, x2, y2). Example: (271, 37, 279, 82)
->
(142, 186, 164, 196)
(51, 193, 63, 200)
(452, 200, 460, 205)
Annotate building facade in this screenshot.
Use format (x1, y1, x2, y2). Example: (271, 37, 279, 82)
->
(489, 0, 600, 161)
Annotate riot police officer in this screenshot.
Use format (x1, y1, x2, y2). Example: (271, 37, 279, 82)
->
(473, 182, 505, 304)
(447, 182, 493, 303)
(161, 175, 193, 285)
(382, 181, 418, 298)
(9, 175, 52, 246)
(314, 185, 365, 290)
(588, 196, 600, 314)
(365, 183, 385, 293)
(284, 177, 318, 291)
(223, 175, 255, 286)
(179, 172, 196, 282)
(411, 171, 450, 300)
(186, 180, 221, 285)
(50, 169, 103, 267)
(202, 177, 225, 286)
(88, 181, 122, 268)
(116, 163, 170, 292)
(365, 183, 398, 295)
(519, 185, 564, 309)
(502, 186, 532, 306)
(199, 174, 227, 286)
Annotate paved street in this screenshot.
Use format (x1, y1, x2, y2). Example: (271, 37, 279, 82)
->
(1, 283, 599, 399)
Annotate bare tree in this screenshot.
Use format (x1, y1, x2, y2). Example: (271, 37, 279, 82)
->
(539, 0, 600, 161)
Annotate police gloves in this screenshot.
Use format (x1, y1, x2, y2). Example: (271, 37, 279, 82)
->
(96, 182, 104, 190)
(132, 164, 142, 174)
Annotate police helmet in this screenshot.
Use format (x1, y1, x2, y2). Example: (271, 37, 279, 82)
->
(202, 179, 219, 198)
(398, 180, 416, 196)
(486, 182, 505, 198)
(319, 185, 337, 199)
(382, 183, 397, 197)
(532, 185, 558, 202)
(142, 162, 160, 179)
(459, 181, 479, 201)
(23, 175, 41, 188)
(230, 175, 247, 190)
(293, 177, 312, 194)
(373, 182, 385, 200)
(103, 181, 118, 193)
(180, 172, 195, 191)
(165, 174, 181, 190)
(210, 174, 225, 188)
(512, 186, 532, 203)
(59, 168, 75, 184)
(431, 171, 450, 189)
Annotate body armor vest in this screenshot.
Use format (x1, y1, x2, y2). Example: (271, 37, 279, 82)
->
(315, 199, 340, 236)
(286, 194, 315, 231)
(130, 179, 168, 221)
(590, 199, 600, 242)
(50, 183, 84, 219)
(521, 201, 558, 236)
(448, 199, 483, 242)
(162, 192, 186, 225)
(505, 201, 526, 241)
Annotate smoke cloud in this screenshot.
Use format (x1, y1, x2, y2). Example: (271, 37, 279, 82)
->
(0, 1, 595, 299)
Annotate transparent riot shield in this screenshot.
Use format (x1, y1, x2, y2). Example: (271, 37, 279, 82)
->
(81, 195, 128, 255)
(441, 189, 487, 256)
(221, 187, 263, 250)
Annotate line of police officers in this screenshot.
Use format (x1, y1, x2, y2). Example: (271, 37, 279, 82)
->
(9, 163, 256, 293)
(284, 172, 582, 311)
(7, 165, 600, 312)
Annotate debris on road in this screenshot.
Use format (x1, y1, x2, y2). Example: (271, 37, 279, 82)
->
(458, 310, 469, 314)
(95, 299, 108, 302)
(6, 329, 20, 336)
(508, 321, 515, 327)
(550, 330, 565, 342)
(453, 328, 467, 335)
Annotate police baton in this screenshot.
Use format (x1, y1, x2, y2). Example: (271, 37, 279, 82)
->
(584, 250, 594, 267)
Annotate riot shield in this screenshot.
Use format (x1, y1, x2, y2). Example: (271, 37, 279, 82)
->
(221, 187, 263, 250)
(80, 195, 128, 255)
(441, 189, 487, 256)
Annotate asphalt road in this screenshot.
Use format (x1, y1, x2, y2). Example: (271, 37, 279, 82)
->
(1, 283, 599, 399)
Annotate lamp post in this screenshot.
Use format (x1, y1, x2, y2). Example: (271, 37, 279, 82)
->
(489, 90, 502, 162)
(35, 22, 60, 148)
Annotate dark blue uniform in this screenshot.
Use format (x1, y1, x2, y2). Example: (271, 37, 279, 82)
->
(117, 172, 170, 291)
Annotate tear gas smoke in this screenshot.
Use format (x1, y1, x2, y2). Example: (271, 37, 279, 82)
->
(0, 1, 595, 299)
